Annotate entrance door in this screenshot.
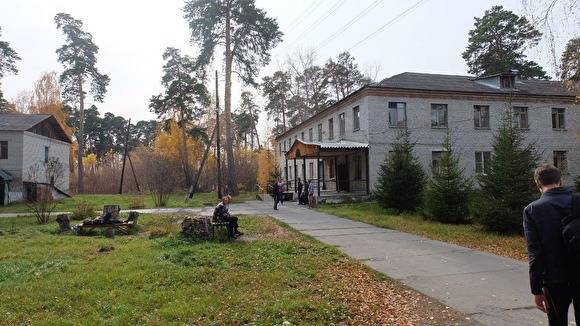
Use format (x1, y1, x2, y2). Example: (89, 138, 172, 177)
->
(336, 161, 349, 192)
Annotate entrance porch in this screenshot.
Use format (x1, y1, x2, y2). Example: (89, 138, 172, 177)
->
(284, 140, 370, 201)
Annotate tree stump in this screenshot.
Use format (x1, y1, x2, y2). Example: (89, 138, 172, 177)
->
(56, 214, 70, 233)
(181, 216, 211, 238)
(102, 205, 120, 222)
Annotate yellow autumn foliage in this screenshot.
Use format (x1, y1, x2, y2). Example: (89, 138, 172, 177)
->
(154, 120, 204, 165)
(256, 147, 276, 192)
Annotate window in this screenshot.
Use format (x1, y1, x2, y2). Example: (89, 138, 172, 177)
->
(317, 124, 323, 142)
(300, 132, 305, 140)
(283, 140, 287, 152)
(431, 104, 448, 128)
(353, 106, 360, 131)
(554, 151, 568, 173)
(552, 108, 565, 130)
(284, 167, 288, 180)
(475, 151, 491, 175)
(474, 105, 490, 129)
(353, 155, 362, 180)
(0, 141, 7, 160)
(289, 166, 292, 181)
(513, 106, 529, 129)
(309, 162, 314, 179)
(329, 159, 335, 179)
(44, 146, 49, 163)
(500, 75, 515, 89)
(388, 102, 406, 127)
(431, 151, 444, 173)
(279, 143, 282, 155)
(338, 113, 346, 137)
(328, 118, 334, 140)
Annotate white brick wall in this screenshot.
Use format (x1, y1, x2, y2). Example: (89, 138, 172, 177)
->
(276, 92, 579, 194)
(22, 131, 70, 192)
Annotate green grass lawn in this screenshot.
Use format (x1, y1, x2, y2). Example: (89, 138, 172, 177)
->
(0, 214, 471, 325)
(317, 202, 527, 261)
(0, 192, 257, 214)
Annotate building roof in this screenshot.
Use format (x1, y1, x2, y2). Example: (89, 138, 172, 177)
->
(0, 169, 13, 181)
(375, 72, 575, 97)
(0, 113, 71, 143)
(298, 140, 369, 149)
(0, 114, 53, 131)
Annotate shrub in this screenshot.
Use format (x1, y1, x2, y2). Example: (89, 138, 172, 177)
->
(71, 201, 96, 221)
(473, 109, 539, 234)
(373, 129, 426, 213)
(140, 151, 180, 207)
(128, 196, 145, 209)
(424, 132, 472, 223)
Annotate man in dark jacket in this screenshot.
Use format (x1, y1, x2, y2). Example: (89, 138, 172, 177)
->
(213, 195, 242, 238)
(297, 178, 303, 205)
(523, 164, 579, 325)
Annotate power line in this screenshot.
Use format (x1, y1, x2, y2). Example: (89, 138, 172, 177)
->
(315, 0, 385, 51)
(285, 0, 325, 32)
(284, 0, 348, 51)
(347, 0, 427, 52)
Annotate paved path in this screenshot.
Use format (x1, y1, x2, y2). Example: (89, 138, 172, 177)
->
(226, 201, 573, 326)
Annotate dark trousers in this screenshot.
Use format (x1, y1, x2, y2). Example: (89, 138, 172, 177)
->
(222, 215, 238, 236)
(544, 283, 580, 326)
(274, 194, 281, 210)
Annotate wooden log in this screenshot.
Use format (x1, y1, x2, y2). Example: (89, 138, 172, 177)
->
(56, 214, 70, 233)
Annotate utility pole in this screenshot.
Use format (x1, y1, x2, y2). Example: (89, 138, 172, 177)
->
(118, 119, 131, 194)
(215, 70, 223, 199)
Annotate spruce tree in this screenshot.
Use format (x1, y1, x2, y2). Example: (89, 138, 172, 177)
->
(374, 129, 425, 213)
(473, 109, 539, 234)
(424, 131, 472, 223)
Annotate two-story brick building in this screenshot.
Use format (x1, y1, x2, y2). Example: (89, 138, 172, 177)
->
(0, 113, 71, 205)
(275, 71, 579, 200)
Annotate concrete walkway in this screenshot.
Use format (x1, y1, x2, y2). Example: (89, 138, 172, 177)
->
(226, 200, 573, 326)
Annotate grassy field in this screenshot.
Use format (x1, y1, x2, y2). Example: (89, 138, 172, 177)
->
(0, 192, 257, 214)
(317, 202, 527, 261)
(0, 214, 473, 325)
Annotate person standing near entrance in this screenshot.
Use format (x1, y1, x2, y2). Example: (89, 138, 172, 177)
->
(523, 164, 579, 325)
(273, 177, 285, 210)
(308, 179, 316, 208)
(297, 178, 303, 205)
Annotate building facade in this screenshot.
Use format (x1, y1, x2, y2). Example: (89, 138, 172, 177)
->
(275, 72, 579, 199)
(0, 114, 71, 205)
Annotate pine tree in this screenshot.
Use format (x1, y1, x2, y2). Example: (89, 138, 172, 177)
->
(424, 131, 472, 223)
(374, 129, 426, 213)
(473, 108, 539, 234)
(0, 26, 21, 112)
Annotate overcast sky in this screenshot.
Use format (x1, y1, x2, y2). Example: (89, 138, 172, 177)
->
(0, 0, 577, 135)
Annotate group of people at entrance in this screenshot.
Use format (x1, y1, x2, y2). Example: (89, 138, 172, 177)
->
(272, 177, 315, 210)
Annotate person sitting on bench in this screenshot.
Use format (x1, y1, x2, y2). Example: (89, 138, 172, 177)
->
(213, 195, 243, 238)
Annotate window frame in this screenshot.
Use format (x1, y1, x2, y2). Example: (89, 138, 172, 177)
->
(553, 151, 568, 173)
(0, 141, 7, 160)
(388, 102, 407, 128)
(431, 151, 444, 173)
(552, 108, 566, 130)
(474, 105, 490, 129)
(338, 112, 346, 137)
(300, 132, 305, 140)
(44, 146, 50, 163)
(512, 106, 529, 129)
(308, 128, 313, 142)
(475, 151, 491, 175)
(317, 124, 323, 142)
(431, 103, 448, 128)
(353, 155, 362, 180)
(328, 118, 334, 140)
(353, 106, 360, 131)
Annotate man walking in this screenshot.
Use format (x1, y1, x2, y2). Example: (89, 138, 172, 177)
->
(273, 177, 284, 210)
(524, 164, 579, 325)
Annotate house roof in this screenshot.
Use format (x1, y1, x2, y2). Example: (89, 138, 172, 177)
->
(0, 114, 53, 131)
(0, 169, 13, 181)
(375, 72, 576, 97)
(0, 113, 71, 143)
(285, 139, 368, 159)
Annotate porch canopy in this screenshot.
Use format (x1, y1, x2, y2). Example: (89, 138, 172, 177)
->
(284, 139, 370, 196)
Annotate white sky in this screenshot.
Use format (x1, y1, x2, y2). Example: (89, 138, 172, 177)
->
(1, 0, 577, 138)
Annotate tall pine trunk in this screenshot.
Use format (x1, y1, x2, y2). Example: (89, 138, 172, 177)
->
(179, 112, 192, 186)
(77, 76, 84, 193)
(224, 3, 238, 195)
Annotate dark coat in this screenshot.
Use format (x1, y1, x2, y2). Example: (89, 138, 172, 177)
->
(523, 187, 574, 295)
